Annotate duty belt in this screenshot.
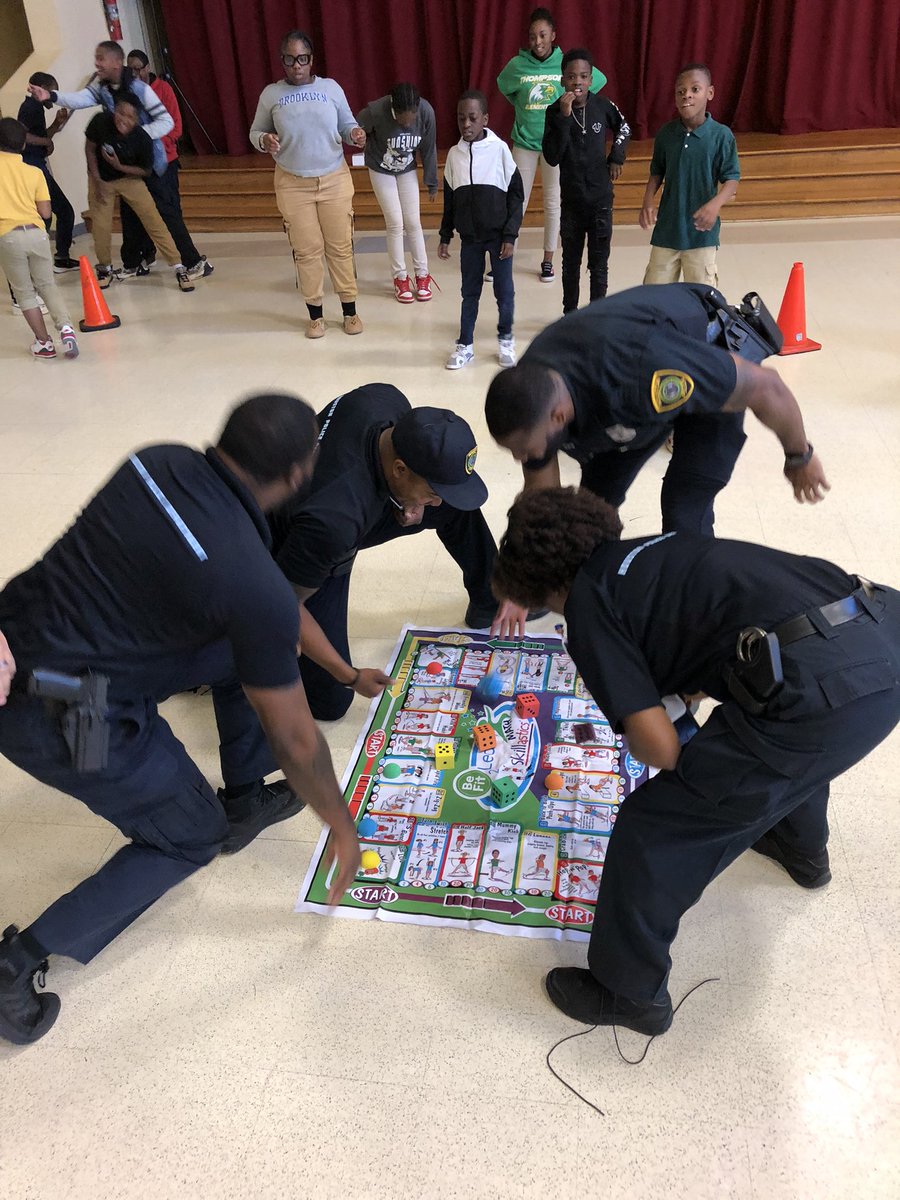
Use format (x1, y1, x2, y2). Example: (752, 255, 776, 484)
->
(772, 579, 876, 648)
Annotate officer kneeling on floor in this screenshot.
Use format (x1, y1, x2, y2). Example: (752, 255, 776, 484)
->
(0, 394, 362, 1046)
(493, 487, 900, 1035)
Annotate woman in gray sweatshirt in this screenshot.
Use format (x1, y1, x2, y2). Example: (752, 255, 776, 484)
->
(356, 83, 438, 303)
(250, 29, 366, 339)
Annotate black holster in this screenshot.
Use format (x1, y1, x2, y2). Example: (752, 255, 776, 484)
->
(707, 289, 784, 363)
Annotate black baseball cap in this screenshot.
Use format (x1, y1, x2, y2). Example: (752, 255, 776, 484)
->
(391, 407, 487, 510)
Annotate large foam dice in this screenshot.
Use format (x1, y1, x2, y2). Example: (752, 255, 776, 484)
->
(434, 741, 455, 770)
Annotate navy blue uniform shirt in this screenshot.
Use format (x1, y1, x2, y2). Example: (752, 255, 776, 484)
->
(564, 533, 855, 730)
(269, 383, 411, 591)
(0, 446, 300, 696)
(521, 283, 738, 463)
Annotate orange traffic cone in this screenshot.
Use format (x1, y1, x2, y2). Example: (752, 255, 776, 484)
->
(776, 261, 820, 355)
(78, 256, 121, 333)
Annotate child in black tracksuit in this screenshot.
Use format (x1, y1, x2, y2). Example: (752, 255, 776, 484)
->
(438, 89, 524, 369)
(542, 48, 630, 314)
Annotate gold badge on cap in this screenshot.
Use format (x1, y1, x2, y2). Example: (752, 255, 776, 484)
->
(465, 447, 477, 474)
(650, 370, 694, 413)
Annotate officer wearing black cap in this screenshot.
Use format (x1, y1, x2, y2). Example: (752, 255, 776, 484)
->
(485, 283, 829, 535)
(493, 487, 900, 1034)
(0, 394, 363, 1046)
(269, 382, 533, 722)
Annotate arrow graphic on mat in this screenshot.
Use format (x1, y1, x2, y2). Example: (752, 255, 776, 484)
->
(394, 890, 537, 917)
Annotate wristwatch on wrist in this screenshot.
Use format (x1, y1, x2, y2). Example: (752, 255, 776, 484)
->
(784, 442, 813, 469)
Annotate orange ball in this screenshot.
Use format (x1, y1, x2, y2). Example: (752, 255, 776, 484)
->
(544, 771, 564, 791)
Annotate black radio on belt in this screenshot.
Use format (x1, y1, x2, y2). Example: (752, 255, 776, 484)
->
(27, 669, 110, 772)
(724, 628, 784, 715)
(707, 290, 784, 363)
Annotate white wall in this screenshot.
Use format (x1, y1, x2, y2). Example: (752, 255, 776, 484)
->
(0, 0, 153, 229)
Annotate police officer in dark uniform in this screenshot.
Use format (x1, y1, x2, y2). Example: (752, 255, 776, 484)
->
(268, 382, 537, 722)
(0, 394, 363, 1046)
(493, 487, 900, 1034)
(485, 283, 830, 535)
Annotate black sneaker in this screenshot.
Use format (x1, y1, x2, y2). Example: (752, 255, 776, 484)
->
(464, 602, 551, 629)
(0, 925, 60, 1046)
(96, 264, 119, 289)
(218, 780, 306, 855)
(53, 256, 79, 273)
(751, 830, 831, 888)
(540, 261, 555, 282)
(545, 967, 673, 1035)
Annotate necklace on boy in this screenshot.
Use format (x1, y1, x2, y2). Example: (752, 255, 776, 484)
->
(572, 104, 587, 135)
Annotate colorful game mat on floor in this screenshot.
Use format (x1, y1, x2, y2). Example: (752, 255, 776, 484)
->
(296, 626, 654, 941)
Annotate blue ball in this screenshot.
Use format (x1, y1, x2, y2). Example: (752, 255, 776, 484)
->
(474, 671, 505, 706)
(358, 816, 378, 838)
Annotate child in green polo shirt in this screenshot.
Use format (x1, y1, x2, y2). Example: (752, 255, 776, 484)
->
(639, 63, 739, 286)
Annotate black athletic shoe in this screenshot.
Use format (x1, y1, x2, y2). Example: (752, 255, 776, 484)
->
(186, 256, 214, 282)
(544, 967, 673, 1036)
(218, 780, 306, 855)
(464, 602, 551, 629)
(0, 925, 60, 1046)
(751, 830, 832, 889)
(53, 256, 79, 273)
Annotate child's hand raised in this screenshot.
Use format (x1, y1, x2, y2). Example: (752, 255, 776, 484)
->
(559, 91, 576, 117)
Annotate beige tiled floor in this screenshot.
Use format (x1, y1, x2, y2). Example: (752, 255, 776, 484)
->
(1, 217, 899, 1200)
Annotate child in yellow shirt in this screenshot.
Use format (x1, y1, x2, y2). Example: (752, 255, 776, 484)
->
(0, 117, 78, 359)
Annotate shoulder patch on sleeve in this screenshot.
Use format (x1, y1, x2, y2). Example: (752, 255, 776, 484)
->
(650, 369, 694, 413)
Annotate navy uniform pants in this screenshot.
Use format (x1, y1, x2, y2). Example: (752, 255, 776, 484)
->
(580, 410, 747, 537)
(0, 640, 275, 964)
(589, 585, 900, 1004)
(300, 503, 499, 721)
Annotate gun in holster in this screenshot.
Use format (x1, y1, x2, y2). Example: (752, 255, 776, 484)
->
(27, 669, 110, 772)
(723, 627, 784, 716)
(707, 289, 784, 364)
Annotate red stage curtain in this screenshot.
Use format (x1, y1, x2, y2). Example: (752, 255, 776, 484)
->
(158, 0, 900, 155)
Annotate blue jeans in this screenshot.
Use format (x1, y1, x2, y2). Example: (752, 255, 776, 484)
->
(458, 238, 514, 344)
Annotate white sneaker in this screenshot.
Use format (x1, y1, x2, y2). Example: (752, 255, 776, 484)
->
(498, 335, 517, 367)
(446, 343, 474, 370)
(59, 324, 79, 360)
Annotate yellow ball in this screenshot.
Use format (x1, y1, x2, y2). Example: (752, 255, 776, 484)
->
(360, 849, 381, 870)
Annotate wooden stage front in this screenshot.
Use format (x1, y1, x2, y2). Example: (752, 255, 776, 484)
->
(175, 130, 899, 233)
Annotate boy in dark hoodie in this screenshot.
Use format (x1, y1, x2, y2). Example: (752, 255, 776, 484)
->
(438, 90, 524, 370)
(542, 49, 630, 314)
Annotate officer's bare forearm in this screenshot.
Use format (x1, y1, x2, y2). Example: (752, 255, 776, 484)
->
(274, 726, 354, 833)
(522, 457, 561, 492)
(297, 601, 356, 685)
(244, 680, 354, 833)
(722, 355, 809, 455)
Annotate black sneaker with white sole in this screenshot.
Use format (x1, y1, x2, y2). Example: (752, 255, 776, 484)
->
(218, 779, 306, 855)
(0, 925, 60, 1046)
(53, 256, 80, 273)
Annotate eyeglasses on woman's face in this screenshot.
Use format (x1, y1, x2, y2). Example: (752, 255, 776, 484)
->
(281, 53, 312, 67)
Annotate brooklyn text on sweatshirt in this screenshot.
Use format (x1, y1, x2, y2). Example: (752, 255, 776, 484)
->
(250, 77, 358, 178)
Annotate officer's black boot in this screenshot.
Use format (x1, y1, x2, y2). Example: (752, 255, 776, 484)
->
(0, 925, 60, 1045)
(544, 967, 673, 1036)
(751, 830, 832, 889)
(218, 779, 306, 855)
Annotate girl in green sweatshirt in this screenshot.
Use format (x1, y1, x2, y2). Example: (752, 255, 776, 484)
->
(497, 7, 606, 282)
